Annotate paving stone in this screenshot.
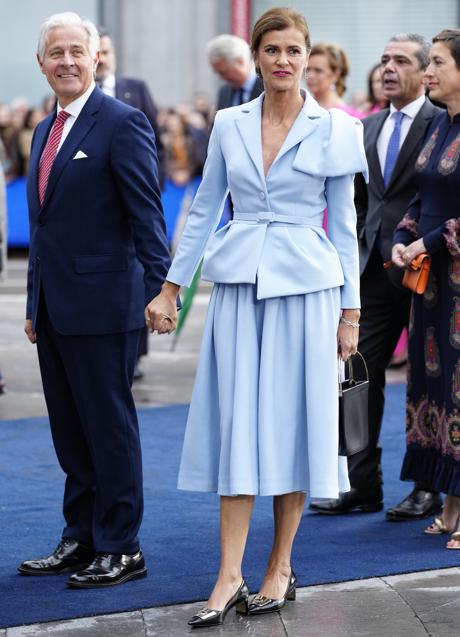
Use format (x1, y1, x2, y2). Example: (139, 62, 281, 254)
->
(384, 568, 460, 637)
(143, 602, 285, 636)
(6, 612, 145, 637)
(280, 580, 427, 637)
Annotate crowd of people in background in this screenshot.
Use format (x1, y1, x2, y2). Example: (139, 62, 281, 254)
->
(0, 50, 387, 189)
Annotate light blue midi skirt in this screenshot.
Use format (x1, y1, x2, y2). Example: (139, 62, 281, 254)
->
(178, 283, 349, 497)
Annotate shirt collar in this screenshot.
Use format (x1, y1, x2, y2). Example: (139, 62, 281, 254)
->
(389, 94, 426, 120)
(102, 73, 116, 90)
(241, 68, 257, 94)
(57, 81, 96, 119)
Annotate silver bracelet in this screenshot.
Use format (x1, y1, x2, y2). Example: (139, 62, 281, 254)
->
(340, 317, 360, 328)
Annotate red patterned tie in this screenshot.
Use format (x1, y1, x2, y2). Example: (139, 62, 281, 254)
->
(38, 110, 70, 205)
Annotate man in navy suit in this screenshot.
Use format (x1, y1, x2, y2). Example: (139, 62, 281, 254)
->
(18, 11, 171, 588)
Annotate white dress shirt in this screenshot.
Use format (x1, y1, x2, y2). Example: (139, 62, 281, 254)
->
(376, 93, 426, 174)
(99, 73, 116, 98)
(55, 82, 96, 152)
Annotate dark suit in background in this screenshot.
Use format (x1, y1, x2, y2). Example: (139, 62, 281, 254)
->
(115, 76, 165, 188)
(216, 75, 264, 110)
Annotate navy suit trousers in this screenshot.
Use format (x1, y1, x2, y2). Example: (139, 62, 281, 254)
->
(36, 299, 143, 554)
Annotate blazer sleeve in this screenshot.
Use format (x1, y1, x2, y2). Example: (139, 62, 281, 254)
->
(324, 111, 367, 309)
(110, 109, 171, 304)
(166, 111, 229, 287)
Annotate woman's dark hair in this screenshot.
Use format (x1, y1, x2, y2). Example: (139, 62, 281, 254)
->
(309, 43, 349, 96)
(366, 62, 389, 108)
(251, 7, 311, 60)
(432, 29, 460, 69)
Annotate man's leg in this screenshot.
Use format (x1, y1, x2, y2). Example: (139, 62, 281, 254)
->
(310, 249, 410, 513)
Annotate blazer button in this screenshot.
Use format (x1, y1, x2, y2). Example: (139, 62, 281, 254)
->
(259, 192, 266, 200)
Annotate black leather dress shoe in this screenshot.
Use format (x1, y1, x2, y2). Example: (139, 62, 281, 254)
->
(67, 550, 147, 588)
(386, 489, 442, 521)
(309, 487, 383, 514)
(18, 538, 94, 575)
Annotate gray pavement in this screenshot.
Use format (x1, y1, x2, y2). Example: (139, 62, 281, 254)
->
(1, 257, 458, 636)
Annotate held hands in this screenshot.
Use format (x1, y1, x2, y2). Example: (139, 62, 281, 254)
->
(337, 310, 360, 361)
(145, 281, 179, 335)
(392, 239, 426, 269)
(24, 319, 37, 344)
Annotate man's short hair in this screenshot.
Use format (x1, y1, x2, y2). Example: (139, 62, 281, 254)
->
(388, 33, 431, 70)
(37, 12, 100, 61)
(206, 34, 251, 64)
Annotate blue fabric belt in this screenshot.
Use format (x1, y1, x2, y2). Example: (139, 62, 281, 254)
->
(233, 211, 323, 226)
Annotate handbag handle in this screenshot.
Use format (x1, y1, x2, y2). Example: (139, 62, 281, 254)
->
(339, 351, 369, 395)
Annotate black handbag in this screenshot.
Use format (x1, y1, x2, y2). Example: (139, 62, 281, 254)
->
(338, 351, 369, 456)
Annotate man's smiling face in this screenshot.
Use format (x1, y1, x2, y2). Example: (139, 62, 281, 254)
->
(38, 25, 99, 107)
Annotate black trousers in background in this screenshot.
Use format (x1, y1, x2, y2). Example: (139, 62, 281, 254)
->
(348, 248, 412, 490)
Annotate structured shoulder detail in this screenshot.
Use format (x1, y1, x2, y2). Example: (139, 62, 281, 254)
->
(292, 108, 368, 180)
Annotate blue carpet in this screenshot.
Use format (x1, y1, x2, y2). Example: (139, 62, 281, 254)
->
(0, 384, 458, 628)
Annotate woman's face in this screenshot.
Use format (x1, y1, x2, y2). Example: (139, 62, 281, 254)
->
(306, 53, 338, 97)
(371, 66, 385, 104)
(254, 26, 308, 93)
(425, 41, 460, 105)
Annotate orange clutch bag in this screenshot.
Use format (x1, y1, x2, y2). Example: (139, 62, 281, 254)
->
(402, 253, 431, 294)
(383, 253, 431, 295)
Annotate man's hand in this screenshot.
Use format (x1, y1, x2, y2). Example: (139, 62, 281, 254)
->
(24, 319, 37, 344)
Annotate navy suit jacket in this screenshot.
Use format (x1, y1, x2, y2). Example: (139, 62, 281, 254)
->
(216, 76, 264, 111)
(26, 86, 171, 335)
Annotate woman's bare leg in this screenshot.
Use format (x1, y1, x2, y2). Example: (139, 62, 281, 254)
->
(444, 495, 460, 549)
(257, 491, 306, 599)
(206, 495, 254, 610)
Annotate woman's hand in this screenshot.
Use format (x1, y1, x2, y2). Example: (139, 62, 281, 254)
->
(391, 243, 406, 269)
(145, 281, 179, 335)
(337, 309, 360, 361)
(392, 239, 426, 269)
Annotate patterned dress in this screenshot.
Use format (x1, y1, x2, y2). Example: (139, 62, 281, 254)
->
(394, 111, 460, 496)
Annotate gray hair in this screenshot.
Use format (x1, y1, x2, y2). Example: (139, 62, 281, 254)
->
(206, 34, 251, 64)
(37, 12, 100, 61)
(389, 33, 431, 70)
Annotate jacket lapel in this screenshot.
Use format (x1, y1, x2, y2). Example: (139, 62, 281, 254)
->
(272, 93, 324, 166)
(28, 113, 54, 213)
(366, 110, 388, 195)
(235, 97, 265, 185)
(386, 99, 431, 190)
(235, 91, 322, 183)
(40, 88, 103, 212)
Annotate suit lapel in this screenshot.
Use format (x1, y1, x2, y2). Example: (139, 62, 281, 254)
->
(273, 109, 319, 169)
(40, 88, 103, 212)
(366, 110, 388, 194)
(386, 101, 431, 189)
(235, 92, 321, 183)
(235, 98, 265, 185)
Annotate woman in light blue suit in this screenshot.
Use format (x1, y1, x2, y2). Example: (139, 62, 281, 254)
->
(148, 7, 367, 628)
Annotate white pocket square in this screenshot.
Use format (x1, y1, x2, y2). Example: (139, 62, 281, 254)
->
(73, 150, 88, 160)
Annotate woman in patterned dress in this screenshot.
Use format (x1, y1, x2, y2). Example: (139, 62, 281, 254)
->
(392, 29, 460, 549)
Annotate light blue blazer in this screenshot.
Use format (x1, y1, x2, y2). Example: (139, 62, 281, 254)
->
(167, 90, 368, 307)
